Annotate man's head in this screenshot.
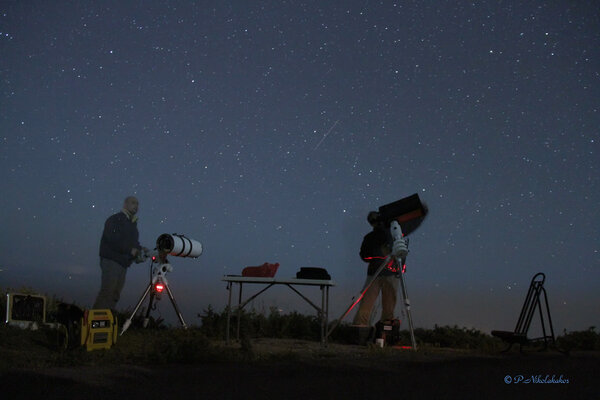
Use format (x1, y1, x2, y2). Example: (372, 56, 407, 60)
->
(123, 196, 139, 215)
(367, 211, 384, 230)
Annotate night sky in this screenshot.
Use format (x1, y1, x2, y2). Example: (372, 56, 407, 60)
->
(1, 1, 598, 334)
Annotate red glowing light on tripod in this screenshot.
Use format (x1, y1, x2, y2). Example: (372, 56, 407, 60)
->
(347, 293, 365, 313)
(154, 283, 165, 293)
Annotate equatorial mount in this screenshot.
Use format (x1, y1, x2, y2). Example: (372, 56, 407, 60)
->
(120, 250, 187, 335)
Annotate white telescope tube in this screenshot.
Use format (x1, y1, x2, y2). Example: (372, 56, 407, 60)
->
(390, 220, 403, 241)
(156, 233, 203, 258)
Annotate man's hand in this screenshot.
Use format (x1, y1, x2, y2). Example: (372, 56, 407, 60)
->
(392, 238, 408, 259)
(133, 247, 150, 264)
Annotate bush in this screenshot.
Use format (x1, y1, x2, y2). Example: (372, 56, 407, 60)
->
(112, 308, 167, 331)
(328, 323, 504, 351)
(557, 327, 600, 351)
(197, 305, 321, 340)
(408, 325, 503, 351)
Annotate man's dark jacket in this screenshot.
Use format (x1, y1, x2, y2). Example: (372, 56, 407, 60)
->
(99, 212, 141, 268)
(360, 228, 399, 276)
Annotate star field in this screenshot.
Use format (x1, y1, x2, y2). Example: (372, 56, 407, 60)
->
(0, 1, 598, 333)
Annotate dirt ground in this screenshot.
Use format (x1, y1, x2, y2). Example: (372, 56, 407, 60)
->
(1, 339, 598, 399)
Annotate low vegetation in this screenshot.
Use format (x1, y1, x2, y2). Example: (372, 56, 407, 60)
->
(557, 326, 600, 351)
(1, 287, 597, 371)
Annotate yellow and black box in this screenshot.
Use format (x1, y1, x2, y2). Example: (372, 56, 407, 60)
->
(80, 309, 118, 351)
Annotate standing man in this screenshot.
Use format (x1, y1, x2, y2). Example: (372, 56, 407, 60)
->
(93, 196, 147, 310)
(353, 211, 408, 326)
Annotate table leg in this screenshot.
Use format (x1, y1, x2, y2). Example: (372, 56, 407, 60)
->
(226, 281, 232, 344)
(321, 285, 326, 345)
(236, 283, 243, 341)
(325, 286, 330, 346)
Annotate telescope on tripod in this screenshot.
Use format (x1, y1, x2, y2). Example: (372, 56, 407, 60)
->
(120, 233, 203, 335)
(327, 193, 428, 350)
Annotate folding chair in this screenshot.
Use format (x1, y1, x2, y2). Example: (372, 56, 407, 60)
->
(492, 272, 557, 353)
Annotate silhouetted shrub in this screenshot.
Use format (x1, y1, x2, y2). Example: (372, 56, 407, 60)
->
(406, 325, 502, 350)
(557, 327, 599, 351)
(197, 305, 321, 340)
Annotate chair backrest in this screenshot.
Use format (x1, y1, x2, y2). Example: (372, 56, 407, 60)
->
(514, 272, 545, 335)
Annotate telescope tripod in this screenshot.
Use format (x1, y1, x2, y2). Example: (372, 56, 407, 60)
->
(397, 261, 417, 350)
(121, 258, 188, 335)
(326, 223, 417, 350)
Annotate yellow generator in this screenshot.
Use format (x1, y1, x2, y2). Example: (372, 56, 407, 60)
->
(80, 309, 118, 351)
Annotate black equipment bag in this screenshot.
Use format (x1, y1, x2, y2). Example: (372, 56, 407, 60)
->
(296, 267, 331, 280)
(54, 302, 85, 349)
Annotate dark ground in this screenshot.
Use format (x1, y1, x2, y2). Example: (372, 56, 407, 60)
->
(1, 349, 597, 399)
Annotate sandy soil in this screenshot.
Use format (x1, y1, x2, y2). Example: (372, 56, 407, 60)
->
(1, 339, 597, 399)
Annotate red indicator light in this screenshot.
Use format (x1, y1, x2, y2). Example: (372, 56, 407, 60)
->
(392, 345, 413, 350)
(347, 293, 364, 313)
(154, 283, 165, 293)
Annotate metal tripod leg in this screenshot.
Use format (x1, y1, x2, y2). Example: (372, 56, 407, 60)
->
(164, 282, 188, 329)
(143, 292, 156, 328)
(326, 255, 393, 338)
(121, 282, 153, 335)
(398, 269, 417, 350)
